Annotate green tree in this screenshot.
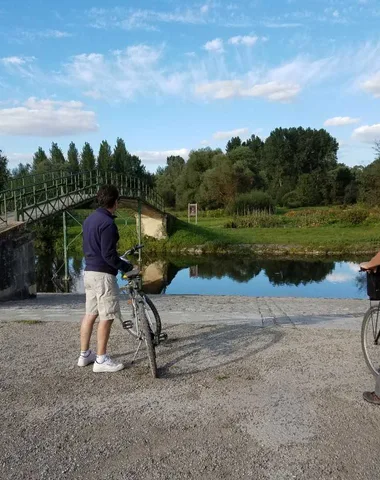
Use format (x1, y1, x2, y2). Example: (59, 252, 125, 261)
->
(176, 148, 221, 209)
(50, 142, 66, 169)
(226, 136, 242, 153)
(32, 147, 51, 173)
(67, 142, 79, 173)
(12, 163, 32, 178)
(112, 138, 128, 173)
(97, 140, 112, 171)
(199, 155, 237, 209)
(0, 150, 9, 190)
(81, 142, 96, 171)
(156, 155, 185, 207)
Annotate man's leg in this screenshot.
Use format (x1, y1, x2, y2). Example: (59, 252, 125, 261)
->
(80, 314, 98, 352)
(363, 375, 380, 405)
(375, 374, 380, 397)
(97, 319, 113, 356)
(93, 274, 124, 372)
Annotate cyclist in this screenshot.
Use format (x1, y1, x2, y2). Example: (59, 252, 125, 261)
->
(360, 255, 380, 405)
(77, 185, 133, 373)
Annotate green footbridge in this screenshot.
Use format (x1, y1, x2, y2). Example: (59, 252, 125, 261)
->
(0, 169, 170, 301)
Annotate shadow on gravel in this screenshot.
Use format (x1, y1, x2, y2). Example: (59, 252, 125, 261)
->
(157, 323, 284, 378)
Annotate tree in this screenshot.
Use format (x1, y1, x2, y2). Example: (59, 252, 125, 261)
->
(67, 142, 79, 173)
(32, 147, 50, 173)
(156, 155, 185, 207)
(0, 150, 9, 190)
(226, 136, 242, 153)
(199, 155, 238, 209)
(12, 163, 32, 179)
(50, 142, 65, 169)
(112, 138, 128, 173)
(97, 140, 112, 171)
(176, 148, 221, 209)
(81, 142, 96, 171)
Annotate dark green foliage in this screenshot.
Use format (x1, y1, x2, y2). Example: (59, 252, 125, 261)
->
(50, 142, 65, 169)
(67, 142, 79, 173)
(97, 140, 112, 171)
(227, 191, 275, 215)
(80, 142, 96, 171)
(226, 136, 242, 153)
(32, 147, 51, 173)
(0, 150, 9, 190)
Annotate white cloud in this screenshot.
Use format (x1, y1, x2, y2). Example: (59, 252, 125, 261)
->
(324, 117, 360, 126)
(228, 35, 258, 46)
(0, 98, 98, 136)
(195, 80, 300, 102)
(200, 140, 208, 145)
(63, 45, 187, 100)
(203, 38, 224, 53)
(37, 30, 72, 39)
(333, 10, 340, 18)
(263, 22, 302, 28)
(352, 124, 380, 143)
(134, 149, 189, 163)
(361, 72, 380, 97)
(200, 4, 209, 14)
(213, 128, 249, 140)
(326, 273, 354, 283)
(1, 56, 27, 65)
(5, 152, 34, 168)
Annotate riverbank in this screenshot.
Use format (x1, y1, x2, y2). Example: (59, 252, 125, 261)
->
(1, 295, 379, 480)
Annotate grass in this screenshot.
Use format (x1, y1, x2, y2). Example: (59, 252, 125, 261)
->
(64, 206, 380, 257)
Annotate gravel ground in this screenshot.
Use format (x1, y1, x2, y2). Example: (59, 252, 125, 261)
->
(1, 295, 380, 479)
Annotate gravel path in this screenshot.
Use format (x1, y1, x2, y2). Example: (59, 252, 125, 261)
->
(1, 295, 380, 479)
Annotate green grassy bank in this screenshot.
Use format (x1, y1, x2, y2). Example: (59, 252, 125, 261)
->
(64, 205, 380, 258)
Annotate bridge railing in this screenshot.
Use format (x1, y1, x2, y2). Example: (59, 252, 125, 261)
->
(0, 169, 165, 225)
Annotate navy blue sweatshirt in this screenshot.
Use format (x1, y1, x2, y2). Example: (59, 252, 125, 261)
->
(83, 208, 132, 276)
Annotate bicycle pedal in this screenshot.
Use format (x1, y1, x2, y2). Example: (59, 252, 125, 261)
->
(159, 333, 168, 342)
(122, 320, 133, 329)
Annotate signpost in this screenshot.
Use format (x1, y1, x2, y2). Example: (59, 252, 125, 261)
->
(188, 203, 198, 225)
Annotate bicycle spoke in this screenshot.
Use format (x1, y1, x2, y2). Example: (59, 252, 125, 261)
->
(132, 340, 143, 364)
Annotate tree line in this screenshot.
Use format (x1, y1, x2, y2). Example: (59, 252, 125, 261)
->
(155, 128, 380, 210)
(0, 138, 151, 190)
(1, 127, 380, 209)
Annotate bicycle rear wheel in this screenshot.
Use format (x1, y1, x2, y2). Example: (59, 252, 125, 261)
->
(361, 305, 380, 377)
(139, 302, 158, 378)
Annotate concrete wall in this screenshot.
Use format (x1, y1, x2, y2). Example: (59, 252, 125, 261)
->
(137, 213, 168, 240)
(0, 225, 36, 302)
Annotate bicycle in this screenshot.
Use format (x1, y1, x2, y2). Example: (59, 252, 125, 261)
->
(118, 244, 167, 378)
(361, 268, 380, 378)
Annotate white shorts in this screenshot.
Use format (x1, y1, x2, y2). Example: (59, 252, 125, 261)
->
(84, 271, 120, 321)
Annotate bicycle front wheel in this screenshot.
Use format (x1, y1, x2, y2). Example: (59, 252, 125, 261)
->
(139, 302, 158, 378)
(141, 294, 162, 339)
(361, 305, 380, 377)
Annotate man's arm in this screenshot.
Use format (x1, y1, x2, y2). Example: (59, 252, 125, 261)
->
(100, 223, 133, 273)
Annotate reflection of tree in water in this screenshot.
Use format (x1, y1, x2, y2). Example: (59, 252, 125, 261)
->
(196, 257, 262, 283)
(166, 256, 335, 287)
(262, 259, 334, 286)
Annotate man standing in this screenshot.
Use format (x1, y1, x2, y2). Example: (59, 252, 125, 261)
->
(77, 185, 133, 373)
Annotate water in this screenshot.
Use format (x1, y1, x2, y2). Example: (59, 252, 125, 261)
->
(36, 254, 368, 299)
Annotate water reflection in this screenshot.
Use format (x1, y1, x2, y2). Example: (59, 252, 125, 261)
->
(36, 254, 366, 298)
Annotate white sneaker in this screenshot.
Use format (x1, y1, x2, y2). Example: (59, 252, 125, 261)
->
(93, 355, 125, 373)
(77, 350, 97, 367)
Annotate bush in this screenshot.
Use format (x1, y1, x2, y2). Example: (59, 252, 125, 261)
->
(281, 190, 302, 209)
(339, 207, 368, 225)
(224, 211, 287, 228)
(227, 191, 274, 215)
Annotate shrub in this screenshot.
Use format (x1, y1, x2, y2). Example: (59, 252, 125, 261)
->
(281, 190, 302, 209)
(227, 191, 275, 215)
(339, 207, 368, 225)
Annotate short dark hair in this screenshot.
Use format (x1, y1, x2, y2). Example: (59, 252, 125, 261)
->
(97, 185, 119, 208)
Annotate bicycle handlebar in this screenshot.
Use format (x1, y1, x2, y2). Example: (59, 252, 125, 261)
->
(121, 244, 144, 258)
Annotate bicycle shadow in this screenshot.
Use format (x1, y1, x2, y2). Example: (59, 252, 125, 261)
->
(155, 323, 284, 378)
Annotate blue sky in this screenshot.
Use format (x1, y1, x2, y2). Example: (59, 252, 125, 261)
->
(0, 0, 379, 172)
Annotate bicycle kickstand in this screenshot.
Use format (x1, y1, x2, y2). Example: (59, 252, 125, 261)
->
(131, 340, 143, 364)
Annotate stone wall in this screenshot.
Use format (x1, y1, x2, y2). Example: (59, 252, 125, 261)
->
(0, 225, 36, 302)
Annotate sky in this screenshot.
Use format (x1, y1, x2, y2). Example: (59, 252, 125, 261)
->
(0, 0, 379, 173)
